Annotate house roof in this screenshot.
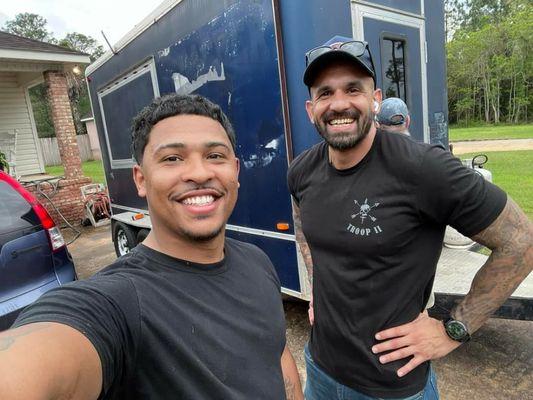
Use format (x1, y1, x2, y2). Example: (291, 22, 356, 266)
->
(0, 31, 88, 56)
(0, 31, 91, 66)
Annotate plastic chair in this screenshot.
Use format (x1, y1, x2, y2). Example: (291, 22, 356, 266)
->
(0, 130, 17, 177)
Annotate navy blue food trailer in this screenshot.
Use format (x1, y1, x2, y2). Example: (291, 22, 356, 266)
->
(86, 0, 450, 301)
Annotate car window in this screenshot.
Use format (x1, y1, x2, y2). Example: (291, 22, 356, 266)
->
(0, 181, 40, 234)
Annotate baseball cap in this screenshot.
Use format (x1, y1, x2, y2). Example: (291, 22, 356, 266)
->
(303, 35, 376, 87)
(377, 97, 409, 126)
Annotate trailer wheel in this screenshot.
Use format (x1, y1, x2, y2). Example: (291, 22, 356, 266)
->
(137, 229, 149, 243)
(113, 222, 137, 257)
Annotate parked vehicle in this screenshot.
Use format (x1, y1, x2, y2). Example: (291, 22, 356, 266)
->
(85, 0, 531, 319)
(0, 171, 77, 330)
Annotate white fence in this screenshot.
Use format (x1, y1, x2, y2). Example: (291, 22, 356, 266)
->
(39, 135, 93, 166)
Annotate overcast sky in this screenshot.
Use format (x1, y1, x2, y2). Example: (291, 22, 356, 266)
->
(0, 0, 164, 47)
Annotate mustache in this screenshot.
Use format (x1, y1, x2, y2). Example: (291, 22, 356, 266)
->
(322, 109, 361, 122)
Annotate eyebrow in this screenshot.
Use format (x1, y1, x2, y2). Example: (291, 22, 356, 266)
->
(313, 79, 367, 96)
(152, 141, 231, 156)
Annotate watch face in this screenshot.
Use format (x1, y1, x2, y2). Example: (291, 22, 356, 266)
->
(446, 320, 468, 341)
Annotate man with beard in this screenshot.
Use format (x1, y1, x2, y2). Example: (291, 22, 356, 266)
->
(288, 36, 532, 399)
(0, 94, 303, 400)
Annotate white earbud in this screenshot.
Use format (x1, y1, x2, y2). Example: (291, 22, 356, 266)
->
(374, 101, 379, 112)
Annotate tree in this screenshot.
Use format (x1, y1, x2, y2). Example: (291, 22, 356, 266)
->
(446, 5, 532, 125)
(2, 13, 55, 42)
(58, 32, 104, 62)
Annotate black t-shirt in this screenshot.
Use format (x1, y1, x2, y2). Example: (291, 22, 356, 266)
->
(14, 238, 287, 400)
(287, 131, 506, 398)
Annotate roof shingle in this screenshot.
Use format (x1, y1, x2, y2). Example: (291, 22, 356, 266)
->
(0, 31, 88, 56)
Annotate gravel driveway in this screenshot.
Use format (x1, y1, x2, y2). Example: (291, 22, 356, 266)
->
(451, 138, 533, 154)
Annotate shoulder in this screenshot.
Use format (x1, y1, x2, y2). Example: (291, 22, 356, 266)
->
(287, 142, 326, 195)
(288, 142, 325, 176)
(226, 237, 270, 262)
(225, 237, 279, 281)
(377, 130, 449, 173)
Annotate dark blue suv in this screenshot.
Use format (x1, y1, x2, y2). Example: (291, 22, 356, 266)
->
(0, 171, 77, 330)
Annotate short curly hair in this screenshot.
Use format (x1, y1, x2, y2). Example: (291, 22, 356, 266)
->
(131, 94, 236, 164)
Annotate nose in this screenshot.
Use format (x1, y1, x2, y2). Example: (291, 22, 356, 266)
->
(181, 156, 215, 184)
(328, 90, 350, 112)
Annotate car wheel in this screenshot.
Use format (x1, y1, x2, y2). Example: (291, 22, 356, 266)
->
(113, 222, 137, 257)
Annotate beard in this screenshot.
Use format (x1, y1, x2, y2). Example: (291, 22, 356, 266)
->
(314, 105, 374, 150)
(180, 223, 224, 243)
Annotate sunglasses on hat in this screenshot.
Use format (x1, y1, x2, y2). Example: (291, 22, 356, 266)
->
(305, 40, 369, 67)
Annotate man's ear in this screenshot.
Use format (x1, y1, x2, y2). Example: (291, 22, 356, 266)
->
(373, 88, 383, 113)
(234, 157, 241, 188)
(133, 164, 146, 198)
(305, 100, 315, 124)
(405, 115, 411, 129)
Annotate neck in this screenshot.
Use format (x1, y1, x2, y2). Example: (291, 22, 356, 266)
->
(328, 125, 377, 170)
(142, 225, 225, 264)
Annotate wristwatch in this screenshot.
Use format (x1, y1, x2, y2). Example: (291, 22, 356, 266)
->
(443, 318, 471, 343)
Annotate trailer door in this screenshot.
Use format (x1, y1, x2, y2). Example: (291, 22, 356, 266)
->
(351, 4, 429, 143)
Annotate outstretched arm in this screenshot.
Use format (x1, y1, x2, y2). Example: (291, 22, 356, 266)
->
(0, 322, 102, 400)
(293, 204, 315, 324)
(372, 197, 533, 376)
(281, 345, 303, 400)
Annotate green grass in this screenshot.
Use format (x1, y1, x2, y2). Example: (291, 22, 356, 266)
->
(459, 150, 532, 220)
(449, 124, 533, 141)
(46, 160, 106, 185)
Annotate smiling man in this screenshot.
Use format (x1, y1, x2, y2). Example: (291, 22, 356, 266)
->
(288, 36, 532, 399)
(0, 94, 303, 400)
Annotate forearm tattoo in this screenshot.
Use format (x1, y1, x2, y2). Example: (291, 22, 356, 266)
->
(293, 205, 314, 285)
(284, 376, 297, 400)
(454, 197, 533, 332)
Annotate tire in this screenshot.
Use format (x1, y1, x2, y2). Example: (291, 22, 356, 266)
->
(137, 229, 149, 244)
(113, 222, 137, 257)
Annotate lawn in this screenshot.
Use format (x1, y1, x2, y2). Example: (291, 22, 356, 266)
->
(459, 150, 532, 220)
(449, 124, 533, 141)
(46, 160, 106, 184)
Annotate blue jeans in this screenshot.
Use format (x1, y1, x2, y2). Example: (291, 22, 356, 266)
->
(304, 345, 439, 400)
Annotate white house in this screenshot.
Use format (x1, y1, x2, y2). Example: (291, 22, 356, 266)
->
(0, 31, 91, 176)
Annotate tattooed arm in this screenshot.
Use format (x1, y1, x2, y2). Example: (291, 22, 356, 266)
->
(281, 345, 303, 400)
(0, 322, 102, 399)
(453, 197, 532, 331)
(293, 204, 313, 285)
(372, 197, 533, 376)
(293, 204, 315, 324)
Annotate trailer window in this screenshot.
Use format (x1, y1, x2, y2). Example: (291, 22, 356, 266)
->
(381, 38, 407, 102)
(97, 60, 160, 169)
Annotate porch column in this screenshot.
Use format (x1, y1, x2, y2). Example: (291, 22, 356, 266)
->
(44, 70, 83, 180)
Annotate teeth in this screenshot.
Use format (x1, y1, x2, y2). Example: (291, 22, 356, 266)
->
(182, 195, 215, 206)
(329, 118, 355, 125)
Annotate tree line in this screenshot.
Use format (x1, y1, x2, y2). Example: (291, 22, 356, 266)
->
(2, 13, 104, 137)
(3, 4, 531, 133)
(445, 0, 532, 126)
